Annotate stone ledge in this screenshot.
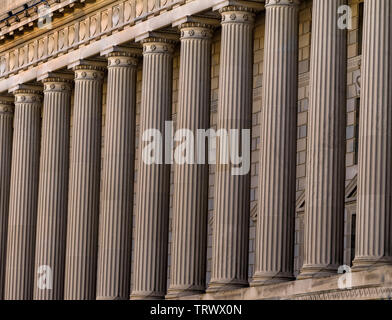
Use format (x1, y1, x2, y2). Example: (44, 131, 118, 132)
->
(172, 265, 392, 300)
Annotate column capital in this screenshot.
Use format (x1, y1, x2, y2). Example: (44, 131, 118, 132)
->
(12, 84, 43, 104)
(73, 65, 105, 81)
(137, 31, 179, 54)
(142, 38, 177, 54)
(265, 0, 300, 7)
(219, 6, 256, 24)
(0, 96, 14, 115)
(102, 45, 142, 68)
(40, 72, 74, 93)
(68, 59, 106, 81)
(107, 54, 139, 68)
(42, 80, 73, 93)
(179, 23, 215, 40)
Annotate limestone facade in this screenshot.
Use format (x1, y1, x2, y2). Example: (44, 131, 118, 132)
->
(0, 0, 391, 300)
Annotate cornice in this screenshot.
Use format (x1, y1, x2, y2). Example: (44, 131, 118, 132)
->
(0, 0, 118, 50)
(0, 0, 98, 42)
(0, 0, 188, 80)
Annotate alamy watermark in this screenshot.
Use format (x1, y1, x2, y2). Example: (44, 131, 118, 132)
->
(37, 265, 53, 290)
(141, 121, 250, 176)
(37, 3, 53, 30)
(338, 5, 353, 30)
(338, 265, 353, 290)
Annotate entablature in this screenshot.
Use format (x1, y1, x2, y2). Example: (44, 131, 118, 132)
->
(0, 0, 265, 93)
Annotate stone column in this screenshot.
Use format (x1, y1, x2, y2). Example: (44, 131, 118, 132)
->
(64, 63, 104, 300)
(33, 75, 73, 299)
(167, 23, 213, 298)
(354, 0, 392, 270)
(208, 6, 255, 292)
(96, 49, 139, 300)
(0, 97, 14, 300)
(299, 0, 347, 279)
(131, 36, 175, 300)
(4, 85, 42, 300)
(252, 0, 299, 285)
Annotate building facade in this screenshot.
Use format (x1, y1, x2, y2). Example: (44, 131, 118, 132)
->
(0, 0, 391, 300)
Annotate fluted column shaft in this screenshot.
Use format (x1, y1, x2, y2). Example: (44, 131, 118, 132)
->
(33, 78, 72, 299)
(0, 98, 14, 300)
(131, 38, 174, 299)
(64, 65, 104, 300)
(354, 0, 392, 269)
(253, 0, 298, 285)
(5, 88, 42, 300)
(208, 7, 254, 292)
(300, 0, 347, 279)
(168, 24, 213, 298)
(96, 52, 138, 300)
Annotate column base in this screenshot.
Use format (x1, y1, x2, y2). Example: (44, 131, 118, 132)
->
(206, 279, 248, 293)
(130, 291, 165, 300)
(165, 285, 205, 299)
(352, 256, 392, 272)
(297, 264, 339, 280)
(250, 271, 294, 286)
(96, 295, 128, 300)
